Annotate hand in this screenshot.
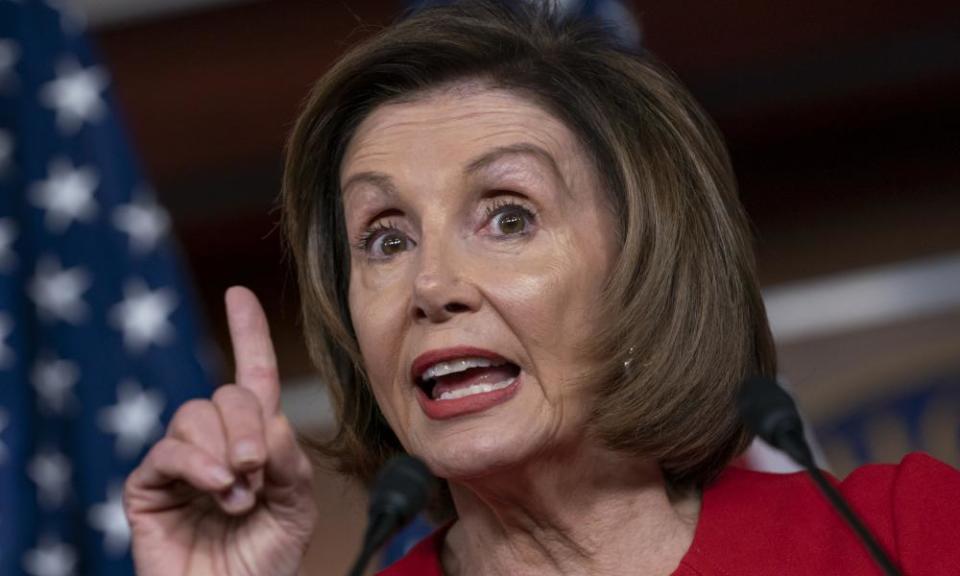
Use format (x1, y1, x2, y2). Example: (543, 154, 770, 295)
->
(124, 286, 317, 576)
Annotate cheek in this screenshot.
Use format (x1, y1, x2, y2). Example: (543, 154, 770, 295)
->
(349, 262, 410, 342)
(507, 268, 569, 340)
(481, 244, 585, 357)
(348, 268, 410, 402)
(490, 231, 611, 376)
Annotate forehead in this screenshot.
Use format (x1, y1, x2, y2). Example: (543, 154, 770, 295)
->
(340, 86, 584, 179)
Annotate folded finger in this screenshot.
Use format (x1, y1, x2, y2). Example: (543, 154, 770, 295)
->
(167, 398, 227, 460)
(129, 437, 234, 494)
(128, 438, 257, 517)
(212, 384, 267, 474)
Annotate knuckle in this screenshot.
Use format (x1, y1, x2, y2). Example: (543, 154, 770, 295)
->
(221, 408, 266, 447)
(178, 398, 212, 417)
(156, 439, 216, 478)
(212, 383, 258, 411)
(149, 437, 178, 463)
(211, 383, 239, 403)
(185, 446, 211, 470)
(169, 399, 215, 432)
(121, 475, 141, 512)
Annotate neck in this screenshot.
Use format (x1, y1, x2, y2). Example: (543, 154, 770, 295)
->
(441, 444, 700, 576)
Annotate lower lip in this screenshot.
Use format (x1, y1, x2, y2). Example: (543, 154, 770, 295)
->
(415, 374, 522, 420)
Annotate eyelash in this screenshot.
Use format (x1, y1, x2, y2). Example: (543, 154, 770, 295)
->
(353, 219, 404, 254)
(353, 198, 538, 258)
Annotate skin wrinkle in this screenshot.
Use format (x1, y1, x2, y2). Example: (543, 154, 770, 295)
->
(344, 100, 571, 179)
(446, 449, 698, 575)
(344, 154, 563, 247)
(341, 87, 697, 575)
(465, 143, 566, 184)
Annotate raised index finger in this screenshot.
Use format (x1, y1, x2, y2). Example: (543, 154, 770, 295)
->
(225, 286, 280, 415)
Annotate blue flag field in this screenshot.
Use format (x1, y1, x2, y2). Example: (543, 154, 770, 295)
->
(0, 1, 216, 574)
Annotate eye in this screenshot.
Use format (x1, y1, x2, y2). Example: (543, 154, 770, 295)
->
(374, 232, 410, 257)
(485, 200, 536, 237)
(355, 222, 415, 260)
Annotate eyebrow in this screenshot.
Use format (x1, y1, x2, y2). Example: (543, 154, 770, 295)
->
(340, 171, 399, 199)
(340, 142, 568, 198)
(464, 142, 565, 184)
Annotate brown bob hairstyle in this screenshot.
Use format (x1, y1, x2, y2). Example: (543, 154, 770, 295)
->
(282, 0, 777, 503)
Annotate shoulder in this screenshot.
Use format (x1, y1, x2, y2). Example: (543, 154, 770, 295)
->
(682, 452, 960, 575)
(841, 452, 960, 573)
(377, 524, 448, 576)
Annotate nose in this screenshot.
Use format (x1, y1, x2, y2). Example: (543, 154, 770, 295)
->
(411, 241, 481, 323)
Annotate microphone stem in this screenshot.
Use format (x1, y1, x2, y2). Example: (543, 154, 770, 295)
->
(742, 379, 904, 576)
(347, 513, 397, 576)
(347, 548, 374, 576)
(804, 465, 903, 576)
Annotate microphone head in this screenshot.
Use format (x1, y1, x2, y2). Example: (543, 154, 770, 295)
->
(737, 376, 804, 448)
(369, 455, 434, 525)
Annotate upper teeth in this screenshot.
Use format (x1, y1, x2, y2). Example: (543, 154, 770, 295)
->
(421, 357, 503, 381)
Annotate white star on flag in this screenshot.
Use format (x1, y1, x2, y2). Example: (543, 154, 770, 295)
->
(28, 449, 72, 509)
(98, 379, 164, 458)
(28, 158, 99, 233)
(0, 39, 19, 90)
(112, 190, 171, 255)
(38, 58, 106, 134)
(22, 536, 77, 576)
(28, 256, 91, 324)
(0, 408, 9, 464)
(109, 279, 178, 352)
(87, 485, 131, 556)
(0, 128, 13, 175)
(0, 312, 13, 369)
(32, 355, 80, 414)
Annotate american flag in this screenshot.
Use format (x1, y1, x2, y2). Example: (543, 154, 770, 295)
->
(0, 1, 216, 575)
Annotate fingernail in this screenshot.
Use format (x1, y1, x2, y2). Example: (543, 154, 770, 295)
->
(233, 441, 259, 465)
(223, 483, 253, 510)
(209, 466, 234, 488)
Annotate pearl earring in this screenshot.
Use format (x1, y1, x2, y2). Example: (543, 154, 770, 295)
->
(623, 346, 636, 371)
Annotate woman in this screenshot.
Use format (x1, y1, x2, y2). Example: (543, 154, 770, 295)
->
(124, 2, 960, 575)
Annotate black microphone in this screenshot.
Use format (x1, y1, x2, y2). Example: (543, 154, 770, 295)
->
(738, 376, 815, 467)
(348, 455, 435, 576)
(738, 376, 903, 576)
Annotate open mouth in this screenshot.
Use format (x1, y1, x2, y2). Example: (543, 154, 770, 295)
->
(415, 357, 521, 401)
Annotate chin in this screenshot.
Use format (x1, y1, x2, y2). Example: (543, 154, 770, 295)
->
(426, 444, 527, 482)
(412, 418, 552, 482)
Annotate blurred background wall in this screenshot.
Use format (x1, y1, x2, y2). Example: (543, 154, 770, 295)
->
(77, 0, 960, 571)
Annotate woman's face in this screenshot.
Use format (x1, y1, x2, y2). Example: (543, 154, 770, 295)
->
(341, 87, 616, 479)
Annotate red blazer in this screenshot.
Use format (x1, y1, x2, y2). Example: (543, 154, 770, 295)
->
(379, 453, 960, 575)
